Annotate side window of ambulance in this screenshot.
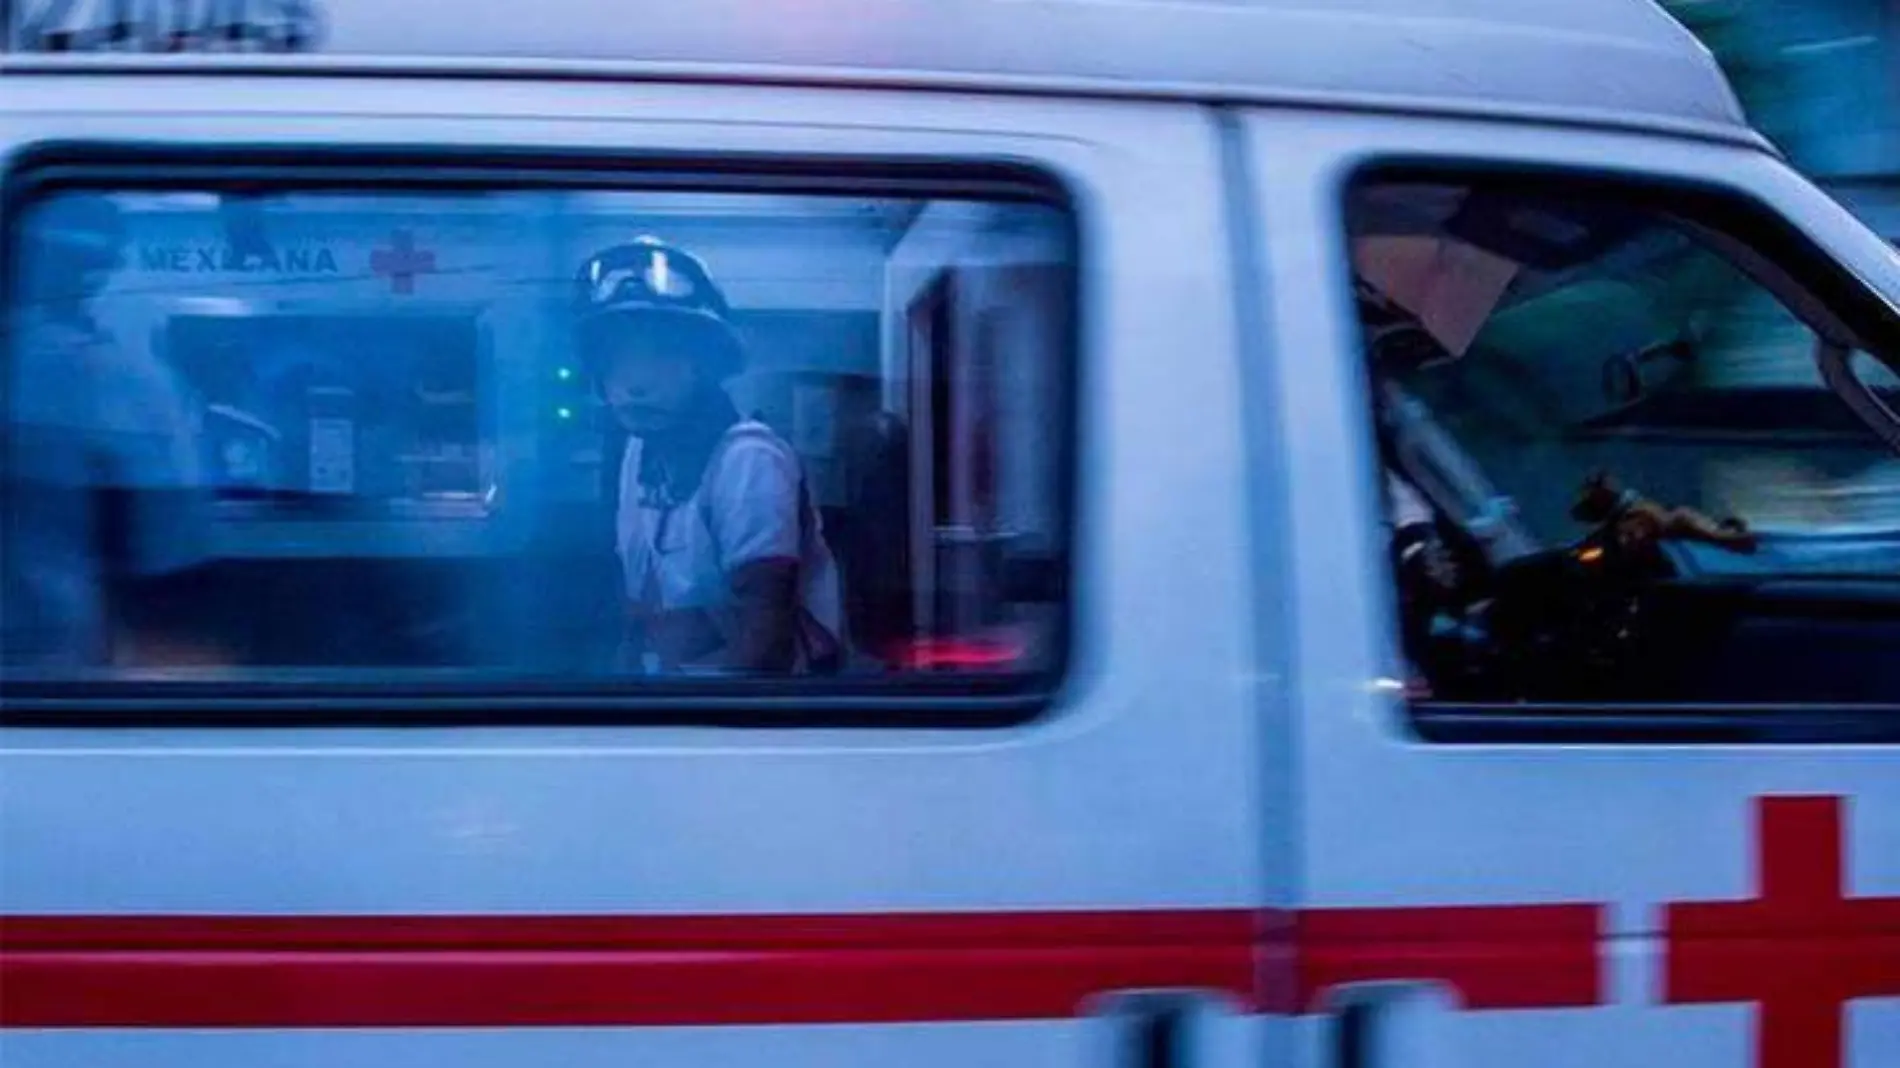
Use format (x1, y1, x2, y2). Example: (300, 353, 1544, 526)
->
(0, 173, 1073, 710)
(1346, 171, 1900, 712)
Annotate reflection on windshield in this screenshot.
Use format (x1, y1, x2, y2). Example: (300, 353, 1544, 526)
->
(1379, 224, 1900, 548)
(1354, 177, 1900, 708)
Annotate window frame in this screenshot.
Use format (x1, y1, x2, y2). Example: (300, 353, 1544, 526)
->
(0, 142, 1083, 728)
(1343, 158, 1900, 745)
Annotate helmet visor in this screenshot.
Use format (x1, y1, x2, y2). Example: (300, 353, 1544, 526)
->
(576, 242, 726, 321)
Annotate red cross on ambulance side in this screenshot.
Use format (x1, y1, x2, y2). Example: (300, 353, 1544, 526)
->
(1667, 795, 1900, 1068)
(371, 230, 437, 295)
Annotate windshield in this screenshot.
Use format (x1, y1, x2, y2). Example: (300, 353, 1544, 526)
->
(1353, 183, 1900, 560)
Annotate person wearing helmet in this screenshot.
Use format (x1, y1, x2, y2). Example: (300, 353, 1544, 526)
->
(578, 237, 844, 676)
(3, 193, 211, 667)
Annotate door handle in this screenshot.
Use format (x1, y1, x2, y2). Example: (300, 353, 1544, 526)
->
(1089, 990, 1240, 1068)
(1332, 999, 1375, 1068)
(1130, 997, 1188, 1068)
(1322, 982, 1459, 1068)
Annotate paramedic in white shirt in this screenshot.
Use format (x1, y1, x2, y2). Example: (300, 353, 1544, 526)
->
(2, 193, 210, 668)
(576, 236, 844, 676)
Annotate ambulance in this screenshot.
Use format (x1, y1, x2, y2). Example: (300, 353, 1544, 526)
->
(3, 1, 1899, 1067)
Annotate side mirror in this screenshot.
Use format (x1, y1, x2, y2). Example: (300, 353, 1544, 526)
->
(1818, 341, 1900, 456)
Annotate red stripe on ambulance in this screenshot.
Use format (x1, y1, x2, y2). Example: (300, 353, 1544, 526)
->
(0, 909, 1261, 1028)
(0, 905, 1603, 1028)
(1295, 903, 1603, 1010)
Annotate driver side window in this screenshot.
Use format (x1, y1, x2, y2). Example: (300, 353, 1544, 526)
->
(1347, 169, 1900, 712)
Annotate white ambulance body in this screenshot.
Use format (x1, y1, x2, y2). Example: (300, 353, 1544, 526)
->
(2, 2, 1898, 1068)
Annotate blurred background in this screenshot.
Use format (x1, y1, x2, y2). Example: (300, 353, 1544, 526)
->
(1666, 0, 1900, 229)
(1405, 1, 1900, 537)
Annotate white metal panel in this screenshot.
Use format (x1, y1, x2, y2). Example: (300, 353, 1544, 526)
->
(0, 1008, 1279, 1068)
(1, 0, 1748, 144)
(0, 1019, 1090, 1068)
(1242, 109, 1900, 915)
(1243, 101, 1900, 1068)
(1852, 1001, 1900, 1068)
(0, 81, 1263, 915)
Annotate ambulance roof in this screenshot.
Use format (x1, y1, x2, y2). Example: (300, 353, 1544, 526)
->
(2, 0, 1755, 145)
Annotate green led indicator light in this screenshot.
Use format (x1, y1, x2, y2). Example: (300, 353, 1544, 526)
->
(556, 406, 575, 420)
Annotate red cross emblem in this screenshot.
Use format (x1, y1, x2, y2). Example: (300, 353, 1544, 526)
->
(1667, 796, 1900, 1068)
(370, 230, 437, 295)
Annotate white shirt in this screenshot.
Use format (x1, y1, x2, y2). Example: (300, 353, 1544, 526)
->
(616, 421, 845, 665)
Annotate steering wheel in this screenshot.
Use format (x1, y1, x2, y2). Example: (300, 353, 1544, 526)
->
(1475, 522, 1673, 701)
(1392, 516, 1502, 692)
